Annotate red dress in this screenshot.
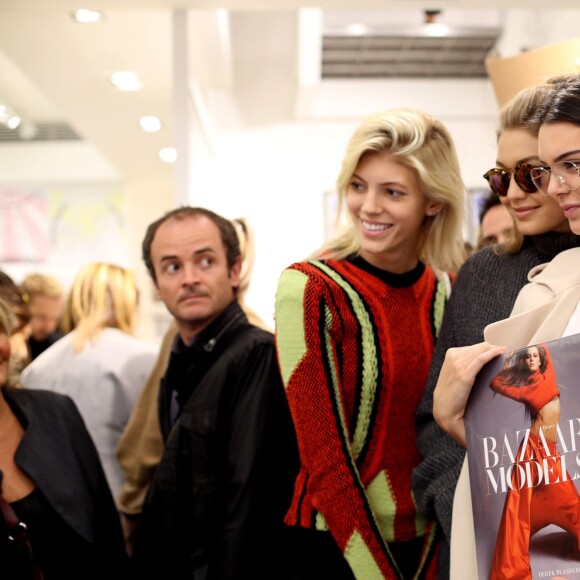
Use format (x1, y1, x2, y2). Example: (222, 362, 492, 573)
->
(489, 346, 580, 579)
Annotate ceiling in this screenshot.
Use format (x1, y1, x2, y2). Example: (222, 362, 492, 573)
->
(321, 33, 500, 79)
(0, 1, 574, 185)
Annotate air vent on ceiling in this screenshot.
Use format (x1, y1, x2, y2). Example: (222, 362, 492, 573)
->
(322, 27, 501, 79)
(0, 122, 81, 142)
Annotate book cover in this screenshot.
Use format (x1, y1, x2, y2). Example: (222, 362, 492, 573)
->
(465, 333, 580, 579)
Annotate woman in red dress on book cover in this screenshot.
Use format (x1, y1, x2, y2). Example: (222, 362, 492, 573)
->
(489, 344, 580, 579)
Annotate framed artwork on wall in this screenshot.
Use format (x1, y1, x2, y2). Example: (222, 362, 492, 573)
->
(0, 190, 49, 263)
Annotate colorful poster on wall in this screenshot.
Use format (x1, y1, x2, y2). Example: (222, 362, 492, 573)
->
(0, 184, 126, 289)
(0, 190, 49, 262)
(48, 187, 125, 262)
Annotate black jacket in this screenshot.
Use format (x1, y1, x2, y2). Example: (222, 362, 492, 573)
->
(135, 302, 298, 580)
(2, 387, 128, 579)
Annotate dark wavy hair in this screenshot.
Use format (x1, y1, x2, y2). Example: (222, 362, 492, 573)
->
(532, 74, 580, 126)
(501, 345, 548, 386)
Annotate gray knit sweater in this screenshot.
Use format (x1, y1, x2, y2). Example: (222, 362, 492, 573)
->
(412, 232, 580, 579)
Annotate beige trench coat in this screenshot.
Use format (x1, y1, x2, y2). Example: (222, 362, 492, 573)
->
(450, 247, 580, 579)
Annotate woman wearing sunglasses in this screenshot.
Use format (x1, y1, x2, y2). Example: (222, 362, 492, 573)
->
(482, 127, 568, 241)
(412, 84, 580, 578)
(477, 76, 580, 424)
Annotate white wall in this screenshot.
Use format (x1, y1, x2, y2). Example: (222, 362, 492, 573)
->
(0, 141, 120, 183)
(5, 6, 580, 335)
(0, 79, 501, 333)
(187, 78, 500, 326)
(0, 141, 171, 341)
(0, 141, 121, 287)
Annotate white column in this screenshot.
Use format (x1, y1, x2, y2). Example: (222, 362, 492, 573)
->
(172, 9, 190, 207)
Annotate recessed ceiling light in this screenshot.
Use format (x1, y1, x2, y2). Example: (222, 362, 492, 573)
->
(19, 121, 38, 140)
(7, 116, 21, 129)
(346, 23, 368, 36)
(140, 116, 162, 133)
(425, 23, 450, 37)
(159, 147, 177, 163)
(72, 9, 102, 24)
(110, 71, 143, 92)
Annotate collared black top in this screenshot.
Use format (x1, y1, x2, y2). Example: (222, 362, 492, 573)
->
(1, 388, 128, 579)
(135, 301, 298, 580)
(27, 331, 63, 361)
(159, 301, 248, 436)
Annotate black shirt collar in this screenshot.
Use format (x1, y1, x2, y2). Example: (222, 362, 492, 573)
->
(529, 231, 580, 260)
(171, 300, 247, 354)
(349, 255, 426, 288)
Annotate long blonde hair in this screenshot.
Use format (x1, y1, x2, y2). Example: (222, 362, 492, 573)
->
(496, 84, 555, 254)
(61, 263, 139, 351)
(231, 217, 270, 330)
(314, 108, 466, 273)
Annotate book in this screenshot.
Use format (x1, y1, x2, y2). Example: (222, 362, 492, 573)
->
(465, 333, 580, 579)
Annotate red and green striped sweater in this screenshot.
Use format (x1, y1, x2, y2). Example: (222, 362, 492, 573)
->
(275, 257, 450, 579)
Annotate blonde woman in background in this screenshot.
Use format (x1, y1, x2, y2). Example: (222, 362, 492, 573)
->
(231, 217, 271, 329)
(20, 272, 65, 361)
(413, 83, 580, 579)
(22, 263, 158, 501)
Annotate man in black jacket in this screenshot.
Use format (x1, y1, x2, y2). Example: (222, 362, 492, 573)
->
(134, 207, 298, 580)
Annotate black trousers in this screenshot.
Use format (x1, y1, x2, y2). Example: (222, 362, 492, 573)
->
(279, 527, 355, 580)
(278, 526, 425, 580)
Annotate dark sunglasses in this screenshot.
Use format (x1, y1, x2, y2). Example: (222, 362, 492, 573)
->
(483, 163, 538, 197)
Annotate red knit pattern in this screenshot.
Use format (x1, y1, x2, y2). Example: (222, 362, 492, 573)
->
(275, 259, 444, 579)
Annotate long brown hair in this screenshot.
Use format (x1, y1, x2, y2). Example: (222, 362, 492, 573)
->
(500, 345, 547, 386)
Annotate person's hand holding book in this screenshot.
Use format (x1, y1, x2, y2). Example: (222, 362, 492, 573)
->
(434, 342, 506, 446)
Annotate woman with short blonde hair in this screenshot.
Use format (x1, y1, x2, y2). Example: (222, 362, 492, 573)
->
(61, 262, 139, 350)
(22, 262, 157, 500)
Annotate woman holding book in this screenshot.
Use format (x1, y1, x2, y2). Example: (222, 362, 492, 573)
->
(433, 75, 580, 472)
(412, 82, 580, 578)
(275, 108, 466, 579)
(430, 75, 580, 578)
(488, 343, 580, 579)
